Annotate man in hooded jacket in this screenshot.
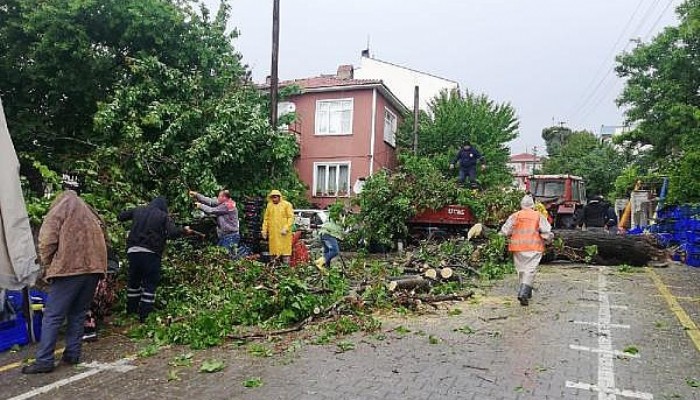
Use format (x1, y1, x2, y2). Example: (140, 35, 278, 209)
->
(262, 190, 294, 263)
(118, 197, 191, 322)
(500, 195, 553, 306)
(23, 186, 106, 374)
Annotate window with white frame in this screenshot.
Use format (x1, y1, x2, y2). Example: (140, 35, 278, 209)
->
(314, 162, 351, 197)
(315, 99, 353, 135)
(384, 108, 397, 146)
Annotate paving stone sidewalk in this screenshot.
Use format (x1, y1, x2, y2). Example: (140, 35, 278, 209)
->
(2, 263, 700, 400)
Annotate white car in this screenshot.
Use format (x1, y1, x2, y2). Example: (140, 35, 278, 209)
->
(293, 209, 329, 231)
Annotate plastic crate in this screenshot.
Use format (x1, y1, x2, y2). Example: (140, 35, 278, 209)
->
(0, 315, 29, 352)
(686, 253, 700, 268)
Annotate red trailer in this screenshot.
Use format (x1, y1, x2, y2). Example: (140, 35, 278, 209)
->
(409, 205, 477, 240)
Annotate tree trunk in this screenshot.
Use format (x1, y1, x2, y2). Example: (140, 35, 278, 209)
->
(550, 230, 668, 266)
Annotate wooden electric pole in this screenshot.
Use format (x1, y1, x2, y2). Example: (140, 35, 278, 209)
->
(270, 0, 280, 129)
(413, 85, 419, 155)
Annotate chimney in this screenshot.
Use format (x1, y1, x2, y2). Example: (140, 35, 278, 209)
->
(265, 75, 272, 85)
(337, 64, 354, 80)
(361, 48, 370, 58)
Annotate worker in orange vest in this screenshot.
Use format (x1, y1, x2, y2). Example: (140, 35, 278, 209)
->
(500, 195, 553, 306)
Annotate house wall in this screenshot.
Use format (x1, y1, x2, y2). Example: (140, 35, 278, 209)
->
(289, 88, 402, 208)
(355, 56, 459, 111)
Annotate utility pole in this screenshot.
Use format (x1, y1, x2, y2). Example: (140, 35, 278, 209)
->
(413, 86, 419, 155)
(269, 0, 280, 129)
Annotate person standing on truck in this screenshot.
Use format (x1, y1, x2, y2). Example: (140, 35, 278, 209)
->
(500, 195, 553, 306)
(449, 141, 486, 188)
(189, 189, 240, 256)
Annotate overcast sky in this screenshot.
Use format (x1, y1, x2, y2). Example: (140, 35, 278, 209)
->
(203, 0, 681, 155)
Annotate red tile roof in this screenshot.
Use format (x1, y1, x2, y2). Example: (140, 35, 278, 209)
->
(279, 75, 382, 89)
(509, 153, 542, 162)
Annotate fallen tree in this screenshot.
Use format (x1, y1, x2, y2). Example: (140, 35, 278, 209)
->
(547, 230, 668, 266)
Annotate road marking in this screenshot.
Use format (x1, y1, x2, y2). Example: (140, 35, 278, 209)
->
(596, 271, 617, 399)
(566, 381, 653, 399)
(586, 290, 626, 295)
(647, 268, 700, 353)
(0, 348, 64, 373)
(569, 344, 640, 358)
(573, 321, 631, 329)
(581, 304, 629, 310)
(7, 358, 136, 400)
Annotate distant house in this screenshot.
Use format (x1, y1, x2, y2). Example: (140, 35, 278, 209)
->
(508, 153, 544, 189)
(276, 65, 408, 207)
(354, 50, 459, 111)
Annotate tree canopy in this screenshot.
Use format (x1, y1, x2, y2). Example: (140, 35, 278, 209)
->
(2, 0, 306, 218)
(398, 89, 519, 188)
(616, 0, 700, 203)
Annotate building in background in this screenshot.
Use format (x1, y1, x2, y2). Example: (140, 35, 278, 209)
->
(354, 50, 459, 111)
(274, 65, 407, 208)
(508, 152, 544, 189)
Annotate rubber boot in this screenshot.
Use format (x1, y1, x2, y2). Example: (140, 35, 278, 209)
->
(126, 297, 139, 315)
(517, 284, 530, 306)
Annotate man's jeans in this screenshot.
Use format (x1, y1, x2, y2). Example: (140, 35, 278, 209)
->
(35, 274, 100, 367)
(320, 233, 340, 268)
(458, 165, 477, 187)
(218, 232, 241, 258)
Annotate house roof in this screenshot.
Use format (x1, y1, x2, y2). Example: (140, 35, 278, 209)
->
(360, 56, 460, 86)
(279, 75, 383, 89)
(260, 74, 409, 114)
(509, 153, 543, 162)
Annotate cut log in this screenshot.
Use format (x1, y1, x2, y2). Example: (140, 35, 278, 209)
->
(424, 268, 438, 280)
(387, 275, 430, 292)
(439, 267, 454, 280)
(549, 230, 668, 266)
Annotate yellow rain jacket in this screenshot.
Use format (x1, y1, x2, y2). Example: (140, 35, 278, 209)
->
(262, 190, 294, 256)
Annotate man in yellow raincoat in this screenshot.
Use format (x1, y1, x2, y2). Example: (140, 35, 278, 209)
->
(262, 190, 294, 263)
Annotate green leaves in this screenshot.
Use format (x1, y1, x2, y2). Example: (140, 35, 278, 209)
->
(243, 377, 263, 388)
(199, 359, 225, 373)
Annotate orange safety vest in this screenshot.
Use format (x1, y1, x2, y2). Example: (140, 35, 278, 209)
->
(508, 209, 545, 253)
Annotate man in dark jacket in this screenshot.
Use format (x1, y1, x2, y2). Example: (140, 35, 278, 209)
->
(450, 141, 486, 188)
(118, 197, 191, 322)
(189, 189, 239, 256)
(579, 195, 617, 231)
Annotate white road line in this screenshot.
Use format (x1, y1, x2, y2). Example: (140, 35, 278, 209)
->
(586, 290, 626, 295)
(581, 304, 629, 310)
(597, 271, 617, 400)
(569, 344, 640, 359)
(8, 358, 136, 400)
(566, 381, 653, 400)
(573, 321, 631, 329)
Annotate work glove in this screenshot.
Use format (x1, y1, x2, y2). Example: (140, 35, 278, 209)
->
(188, 190, 197, 197)
(280, 227, 288, 236)
(481, 164, 487, 171)
(194, 202, 201, 209)
(184, 226, 194, 235)
(449, 164, 455, 170)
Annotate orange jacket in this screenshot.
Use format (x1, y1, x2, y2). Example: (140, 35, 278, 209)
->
(508, 209, 545, 253)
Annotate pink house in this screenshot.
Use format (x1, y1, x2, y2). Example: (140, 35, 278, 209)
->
(279, 66, 408, 208)
(507, 152, 544, 189)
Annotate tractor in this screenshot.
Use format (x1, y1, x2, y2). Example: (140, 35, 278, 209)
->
(525, 174, 586, 229)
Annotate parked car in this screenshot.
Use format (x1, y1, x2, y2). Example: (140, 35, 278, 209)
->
(293, 209, 329, 231)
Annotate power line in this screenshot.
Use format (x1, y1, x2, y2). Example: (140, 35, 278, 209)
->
(567, 0, 647, 119)
(570, 0, 669, 126)
(644, 0, 676, 40)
